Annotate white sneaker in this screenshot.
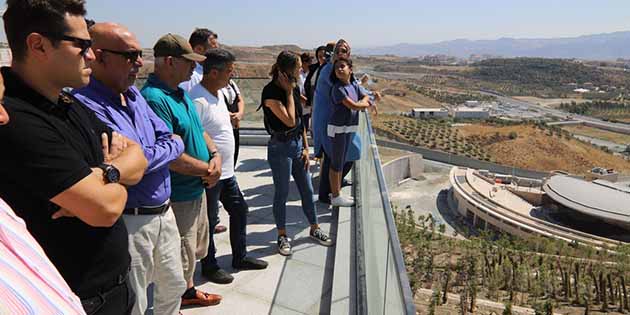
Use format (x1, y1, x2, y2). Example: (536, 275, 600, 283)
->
(330, 194, 355, 207)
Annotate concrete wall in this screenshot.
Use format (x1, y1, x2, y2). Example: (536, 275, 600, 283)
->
(507, 188, 544, 206)
(377, 139, 550, 179)
(452, 111, 490, 119)
(381, 154, 424, 188)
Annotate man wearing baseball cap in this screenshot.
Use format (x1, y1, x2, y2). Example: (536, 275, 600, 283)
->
(141, 33, 222, 307)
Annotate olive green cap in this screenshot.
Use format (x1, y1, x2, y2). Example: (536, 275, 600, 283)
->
(153, 33, 206, 62)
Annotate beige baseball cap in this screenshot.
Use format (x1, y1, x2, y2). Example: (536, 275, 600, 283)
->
(153, 33, 206, 62)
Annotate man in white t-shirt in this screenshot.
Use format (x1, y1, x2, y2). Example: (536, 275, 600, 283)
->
(180, 28, 248, 235)
(179, 29, 244, 162)
(179, 28, 230, 234)
(189, 48, 268, 285)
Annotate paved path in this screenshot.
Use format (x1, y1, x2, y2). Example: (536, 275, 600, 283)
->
(181, 146, 337, 315)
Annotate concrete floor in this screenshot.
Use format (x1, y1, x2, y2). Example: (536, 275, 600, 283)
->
(388, 161, 461, 237)
(181, 146, 339, 315)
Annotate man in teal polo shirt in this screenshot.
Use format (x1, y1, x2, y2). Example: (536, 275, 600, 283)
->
(141, 33, 222, 308)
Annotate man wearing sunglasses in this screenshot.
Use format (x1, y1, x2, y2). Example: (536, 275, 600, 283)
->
(0, 1, 149, 315)
(72, 23, 188, 315)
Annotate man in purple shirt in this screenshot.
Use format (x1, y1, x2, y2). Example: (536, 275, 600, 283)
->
(72, 23, 190, 315)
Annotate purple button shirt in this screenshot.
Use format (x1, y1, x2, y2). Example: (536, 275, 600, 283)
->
(72, 78, 185, 208)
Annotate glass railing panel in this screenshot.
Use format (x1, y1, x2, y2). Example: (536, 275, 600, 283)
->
(135, 76, 268, 128)
(232, 77, 267, 128)
(384, 242, 405, 315)
(356, 111, 416, 315)
(361, 142, 389, 314)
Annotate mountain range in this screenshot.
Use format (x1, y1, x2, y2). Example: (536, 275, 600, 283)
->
(354, 31, 630, 60)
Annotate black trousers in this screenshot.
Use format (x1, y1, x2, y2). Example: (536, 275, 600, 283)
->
(233, 128, 240, 166)
(202, 176, 249, 269)
(318, 151, 353, 202)
(80, 279, 135, 315)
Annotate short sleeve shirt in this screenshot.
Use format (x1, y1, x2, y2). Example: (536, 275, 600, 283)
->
(261, 81, 303, 133)
(189, 84, 235, 179)
(141, 74, 211, 202)
(179, 63, 203, 93)
(328, 81, 363, 137)
(220, 79, 241, 106)
(0, 67, 130, 298)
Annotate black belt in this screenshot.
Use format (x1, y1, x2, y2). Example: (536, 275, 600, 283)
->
(123, 201, 170, 215)
(270, 130, 301, 142)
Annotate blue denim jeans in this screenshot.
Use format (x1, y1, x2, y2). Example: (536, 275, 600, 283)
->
(267, 136, 317, 230)
(201, 176, 248, 269)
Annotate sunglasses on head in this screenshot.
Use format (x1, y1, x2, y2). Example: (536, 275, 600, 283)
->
(101, 49, 143, 62)
(41, 32, 92, 56)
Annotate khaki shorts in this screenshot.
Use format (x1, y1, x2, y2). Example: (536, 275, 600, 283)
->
(170, 195, 209, 283)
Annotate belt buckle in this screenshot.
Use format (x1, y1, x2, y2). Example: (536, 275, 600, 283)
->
(134, 208, 139, 216)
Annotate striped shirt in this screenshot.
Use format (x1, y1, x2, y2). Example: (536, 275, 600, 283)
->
(0, 198, 86, 315)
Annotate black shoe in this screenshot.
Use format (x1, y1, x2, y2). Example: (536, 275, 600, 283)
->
(201, 267, 234, 284)
(341, 179, 352, 187)
(232, 256, 268, 270)
(310, 227, 334, 246)
(318, 196, 331, 204)
(277, 235, 292, 256)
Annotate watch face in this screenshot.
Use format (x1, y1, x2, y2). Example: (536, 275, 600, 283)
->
(106, 165, 121, 183)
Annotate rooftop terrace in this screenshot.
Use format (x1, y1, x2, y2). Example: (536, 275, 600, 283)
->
(178, 111, 415, 315)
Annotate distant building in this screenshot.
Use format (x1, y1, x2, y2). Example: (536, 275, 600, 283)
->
(450, 167, 630, 246)
(573, 88, 590, 93)
(464, 100, 480, 107)
(450, 106, 489, 119)
(410, 108, 448, 119)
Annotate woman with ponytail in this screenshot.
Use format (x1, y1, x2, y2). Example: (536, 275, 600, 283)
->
(259, 51, 333, 256)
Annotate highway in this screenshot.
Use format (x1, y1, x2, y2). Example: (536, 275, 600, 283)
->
(482, 90, 630, 134)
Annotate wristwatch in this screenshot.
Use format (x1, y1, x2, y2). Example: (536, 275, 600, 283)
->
(98, 163, 120, 184)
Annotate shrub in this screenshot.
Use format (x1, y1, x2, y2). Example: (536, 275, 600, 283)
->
(508, 131, 518, 140)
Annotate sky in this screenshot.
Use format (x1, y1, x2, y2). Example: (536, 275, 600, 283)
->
(2, 0, 630, 49)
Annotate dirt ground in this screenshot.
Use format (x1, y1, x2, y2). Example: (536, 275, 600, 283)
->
(456, 124, 630, 175)
(371, 78, 445, 113)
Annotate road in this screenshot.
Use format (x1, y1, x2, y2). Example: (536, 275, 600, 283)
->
(481, 90, 630, 134)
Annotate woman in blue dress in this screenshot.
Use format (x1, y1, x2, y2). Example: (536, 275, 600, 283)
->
(312, 39, 360, 204)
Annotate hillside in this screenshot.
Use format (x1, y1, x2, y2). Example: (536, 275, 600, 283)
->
(470, 58, 630, 90)
(373, 115, 630, 175)
(456, 124, 630, 175)
(355, 31, 630, 60)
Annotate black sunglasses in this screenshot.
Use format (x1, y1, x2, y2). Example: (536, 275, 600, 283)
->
(41, 33, 92, 56)
(101, 49, 143, 62)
